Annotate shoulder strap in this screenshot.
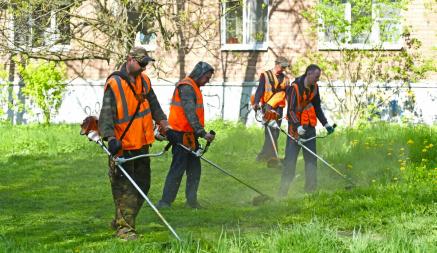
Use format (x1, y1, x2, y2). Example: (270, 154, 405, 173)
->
(108, 71, 138, 96)
(291, 82, 303, 112)
(265, 70, 275, 88)
(262, 70, 277, 104)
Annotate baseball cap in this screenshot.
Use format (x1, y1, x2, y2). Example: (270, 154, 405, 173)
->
(129, 47, 155, 67)
(275, 56, 290, 67)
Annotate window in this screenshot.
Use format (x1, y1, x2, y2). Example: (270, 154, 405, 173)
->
(134, 32, 157, 51)
(318, 0, 402, 50)
(29, 5, 71, 50)
(221, 0, 269, 51)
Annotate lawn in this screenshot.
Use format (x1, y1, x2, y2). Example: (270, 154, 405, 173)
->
(0, 121, 435, 252)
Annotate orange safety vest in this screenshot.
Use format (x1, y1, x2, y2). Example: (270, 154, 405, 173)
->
(105, 73, 154, 151)
(292, 82, 318, 127)
(261, 70, 289, 108)
(168, 77, 205, 132)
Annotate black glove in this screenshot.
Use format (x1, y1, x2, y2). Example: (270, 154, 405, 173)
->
(325, 124, 335, 135)
(108, 138, 122, 155)
(166, 130, 179, 144)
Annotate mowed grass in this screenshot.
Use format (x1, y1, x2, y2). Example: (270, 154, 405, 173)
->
(0, 121, 435, 252)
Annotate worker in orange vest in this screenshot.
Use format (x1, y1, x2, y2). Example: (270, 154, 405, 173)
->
(98, 47, 169, 240)
(252, 56, 290, 165)
(279, 64, 334, 195)
(157, 62, 215, 209)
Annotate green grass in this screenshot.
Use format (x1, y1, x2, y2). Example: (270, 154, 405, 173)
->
(0, 121, 436, 252)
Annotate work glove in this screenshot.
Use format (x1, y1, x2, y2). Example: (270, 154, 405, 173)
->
(158, 119, 170, 134)
(154, 127, 166, 141)
(166, 129, 179, 144)
(108, 138, 122, 156)
(325, 123, 335, 135)
(297, 125, 306, 136)
(154, 120, 169, 141)
(204, 131, 215, 143)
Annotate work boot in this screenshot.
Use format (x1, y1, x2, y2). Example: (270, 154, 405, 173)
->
(256, 153, 268, 162)
(304, 186, 317, 193)
(267, 158, 281, 168)
(156, 200, 171, 209)
(116, 227, 138, 241)
(184, 201, 204, 209)
(277, 186, 289, 199)
(110, 219, 117, 230)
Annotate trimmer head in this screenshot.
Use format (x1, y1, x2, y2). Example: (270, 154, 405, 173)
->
(266, 158, 281, 168)
(252, 194, 272, 206)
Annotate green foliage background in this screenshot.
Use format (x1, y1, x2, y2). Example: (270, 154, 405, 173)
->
(17, 61, 67, 124)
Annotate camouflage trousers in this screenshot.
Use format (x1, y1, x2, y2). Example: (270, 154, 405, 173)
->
(108, 145, 151, 233)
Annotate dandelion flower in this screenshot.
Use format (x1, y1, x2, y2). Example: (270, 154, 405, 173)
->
(428, 144, 434, 148)
(347, 164, 353, 169)
(400, 167, 405, 171)
(422, 149, 427, 153)
(407, 139, 414, 145)
(400, 148, 405, 151)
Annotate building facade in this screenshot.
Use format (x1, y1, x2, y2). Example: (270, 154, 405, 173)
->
(1, 0, 436, 124)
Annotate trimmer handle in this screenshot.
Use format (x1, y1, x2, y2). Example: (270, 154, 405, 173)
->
(164, 142, 172, 151)
(203, 130, 216, 154)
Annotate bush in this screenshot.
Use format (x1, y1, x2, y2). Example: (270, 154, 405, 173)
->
(18, 60, 67, 124)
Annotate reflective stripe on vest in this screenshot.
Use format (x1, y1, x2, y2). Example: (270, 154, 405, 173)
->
(292, 82, 318, 127)
(168, 77, 205, 132)
(261, 70, 289, 105)
(107, 73, 154, 150)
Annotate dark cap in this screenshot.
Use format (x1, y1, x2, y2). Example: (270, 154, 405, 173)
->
(275, 56, 290, 67)
(129, 47, 155, 67)
(189, 61, 215, 80)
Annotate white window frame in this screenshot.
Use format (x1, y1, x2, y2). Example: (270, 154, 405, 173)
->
(134, 31, 157, 51)
(318, 1, 403, 50)
(6, 12, 15, 49)
(221, 0, 270, 51)
(30, 10, 71, 52)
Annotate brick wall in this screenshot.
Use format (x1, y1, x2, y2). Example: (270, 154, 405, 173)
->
(67, 0, 435, 82)
(2, 1, 434, 82)
(404, 0, 437, 80)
